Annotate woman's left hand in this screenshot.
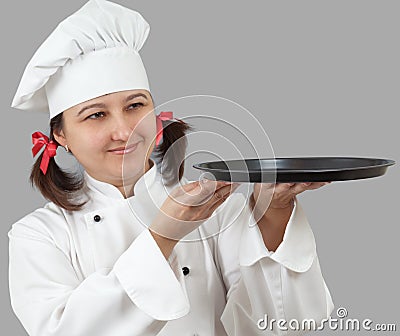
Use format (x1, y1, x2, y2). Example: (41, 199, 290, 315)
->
(252, 182, 331, 215)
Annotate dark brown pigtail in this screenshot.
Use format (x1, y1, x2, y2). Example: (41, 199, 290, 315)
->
(30, 114, 86, 211)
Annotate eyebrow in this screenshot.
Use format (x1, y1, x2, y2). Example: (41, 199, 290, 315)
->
(76, 93, 148, 116)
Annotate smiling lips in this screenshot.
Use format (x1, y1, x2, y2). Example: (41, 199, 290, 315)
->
(108, 142, 139, 155)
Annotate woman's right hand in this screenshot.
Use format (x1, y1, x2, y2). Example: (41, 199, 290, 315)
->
(149, 179, 239, 258)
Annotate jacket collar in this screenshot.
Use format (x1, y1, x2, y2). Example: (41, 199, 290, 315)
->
(84, 159, 158, 200)
(239, 198, 317, 273)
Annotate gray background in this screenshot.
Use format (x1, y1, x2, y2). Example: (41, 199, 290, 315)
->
(1, 0, 399, 334)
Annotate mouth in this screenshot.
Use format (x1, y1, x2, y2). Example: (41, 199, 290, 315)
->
(108, 142, 140, 155)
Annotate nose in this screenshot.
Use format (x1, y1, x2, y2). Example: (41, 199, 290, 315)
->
(110, 114, 134, 142)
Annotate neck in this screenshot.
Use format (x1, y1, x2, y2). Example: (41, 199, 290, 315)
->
(117, 159, 153, 198)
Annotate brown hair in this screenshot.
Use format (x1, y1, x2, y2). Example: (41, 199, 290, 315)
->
(30, 114, 193, 211)
(153, 118, 193, 186)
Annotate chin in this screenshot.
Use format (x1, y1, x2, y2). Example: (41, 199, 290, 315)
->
(124, 153, 148, 168)
(121, 162, 142, 178)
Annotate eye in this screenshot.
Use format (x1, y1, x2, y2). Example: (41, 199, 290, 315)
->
(127, 102, 144, 110)
(86, 111, 105, 120)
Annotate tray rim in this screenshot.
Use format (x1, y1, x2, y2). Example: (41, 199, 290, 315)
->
(192, 157, 396, 174)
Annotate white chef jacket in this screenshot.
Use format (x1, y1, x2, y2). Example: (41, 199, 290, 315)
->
(9, 159, 334, 336)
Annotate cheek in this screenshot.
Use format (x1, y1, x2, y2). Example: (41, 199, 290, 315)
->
(69, 128, 107, 154)
(133, 113, 157, 139)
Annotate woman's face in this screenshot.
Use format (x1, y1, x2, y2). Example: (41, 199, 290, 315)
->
(54, 89, 156, 187)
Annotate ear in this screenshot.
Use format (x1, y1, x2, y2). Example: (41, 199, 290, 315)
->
(53, 129, 67, 147)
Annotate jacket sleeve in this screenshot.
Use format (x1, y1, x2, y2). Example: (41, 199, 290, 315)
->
(214, 193, 334, 335)
(8, 215, 190, 336)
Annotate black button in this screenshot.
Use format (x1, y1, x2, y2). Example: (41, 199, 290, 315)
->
(93, 215, 101, 222)
(182, 266, 190, 276)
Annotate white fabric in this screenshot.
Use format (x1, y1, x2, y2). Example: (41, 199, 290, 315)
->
(9, 159, 334, 335)
(11, 0, 150, 119)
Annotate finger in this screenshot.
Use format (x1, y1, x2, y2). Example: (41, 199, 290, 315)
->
(172, 180, 210, 206)
(182, 179, 230, 193)
(198, 180, 233, 199)
(255, 182, 276, 189)
(180, 181, 201, 193)
(185, 179, 226, 195)
(257, 183, 294, 199)
(306, 182, 330, 190)
(290, 182, 313, 194)
(182, 180, 233, 206)
(175, 181, 201, 198)
(207, 185, 239, 214)
(290, 182, 330, 194)
(274, 182, 296, 191)
(208, 183, 240, 207)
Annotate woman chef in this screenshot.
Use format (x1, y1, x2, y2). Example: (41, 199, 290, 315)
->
(9, 0, 334, 335)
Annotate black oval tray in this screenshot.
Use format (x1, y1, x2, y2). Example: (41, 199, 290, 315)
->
(193, 157, 395, 183)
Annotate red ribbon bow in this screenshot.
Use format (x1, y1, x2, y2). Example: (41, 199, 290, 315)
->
(32, 131, 58, 175)
(155, 111, 174, 146)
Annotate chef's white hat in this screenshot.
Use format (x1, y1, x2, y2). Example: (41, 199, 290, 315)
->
(11, 0, 150, 119)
